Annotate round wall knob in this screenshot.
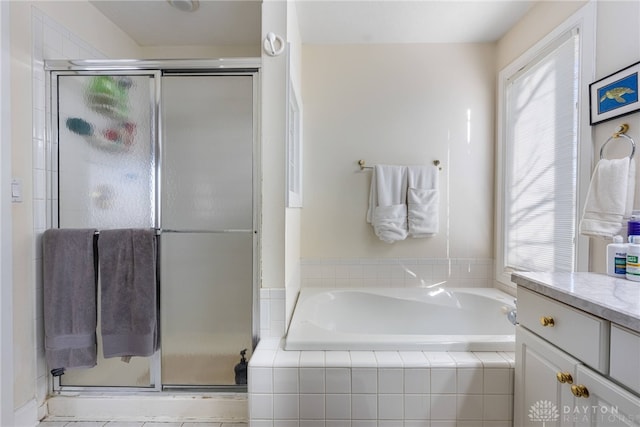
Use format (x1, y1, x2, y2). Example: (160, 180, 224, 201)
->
(571, 384, 589, 398)
(556, 372, 573, 384)
(540, 316, 555, 327)
(263, 32, 285, 56)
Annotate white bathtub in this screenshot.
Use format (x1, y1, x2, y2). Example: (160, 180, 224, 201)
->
(284, 287, 516, 351)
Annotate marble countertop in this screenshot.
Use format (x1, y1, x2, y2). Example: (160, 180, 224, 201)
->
(511, 272, 640, 333)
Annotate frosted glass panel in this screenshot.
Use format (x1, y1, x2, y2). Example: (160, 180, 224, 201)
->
(53, 70, 255, 389)
(58, 74, 155, 229)
(57, 74, 155, 387)
(60, 278, 152, 387)
(162, 76, 253, 230)
(160, 233, 253, 386)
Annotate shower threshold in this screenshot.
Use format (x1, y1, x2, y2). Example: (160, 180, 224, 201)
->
(46, 392, 248, 423)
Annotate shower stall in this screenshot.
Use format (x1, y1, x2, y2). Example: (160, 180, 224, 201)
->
(46, 59, 260, 391)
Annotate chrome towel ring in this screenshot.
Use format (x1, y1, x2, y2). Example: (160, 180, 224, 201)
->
(600, 124, 636, 160)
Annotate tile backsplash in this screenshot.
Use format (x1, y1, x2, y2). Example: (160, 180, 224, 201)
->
(301, 258, 494, 288)
(32, 7, 105, 416)
(260, 288, 286, 338)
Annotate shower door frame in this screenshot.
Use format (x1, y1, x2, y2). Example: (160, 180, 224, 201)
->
(45, 59, 261, 393)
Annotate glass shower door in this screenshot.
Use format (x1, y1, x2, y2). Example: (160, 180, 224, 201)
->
(160, 74, 255, 387)
(56, 72, 157, 387)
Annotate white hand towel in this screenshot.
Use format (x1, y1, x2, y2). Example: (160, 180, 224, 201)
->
(367, 165, 408, 243)
(580, 157, 636, 238)
(407, 165, 439, 237)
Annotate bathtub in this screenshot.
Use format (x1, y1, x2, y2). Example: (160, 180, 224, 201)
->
(284, 287, 516, 351)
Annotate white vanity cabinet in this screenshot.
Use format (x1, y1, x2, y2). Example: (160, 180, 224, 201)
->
(513, 274, 640, 427)
(515, 327, 579, 426)
(517, 288, 609, 373)
(572, 365, 640, 427)
(610, 325, 640, 396)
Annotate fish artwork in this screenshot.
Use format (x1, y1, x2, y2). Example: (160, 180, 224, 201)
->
(600, 87, 636, 103)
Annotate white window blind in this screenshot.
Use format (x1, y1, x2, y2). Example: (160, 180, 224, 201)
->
(504, 29, 579, 273)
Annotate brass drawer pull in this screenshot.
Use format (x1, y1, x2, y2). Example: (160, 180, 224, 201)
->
(556, 372, 573, 384)
(540, 316, 555, 327)
(571, 384, 590, 398)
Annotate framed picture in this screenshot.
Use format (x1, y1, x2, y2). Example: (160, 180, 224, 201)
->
(590, 61, 640, 125)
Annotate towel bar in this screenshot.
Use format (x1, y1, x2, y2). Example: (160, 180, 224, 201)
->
(92, 229, 162, 236)
(358, 159, 442, 171)
(600, 124, 636, 160)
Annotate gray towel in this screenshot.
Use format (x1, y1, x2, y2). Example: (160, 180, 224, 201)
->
(43, 228, 98, 371)
(99, 229, 158, 359)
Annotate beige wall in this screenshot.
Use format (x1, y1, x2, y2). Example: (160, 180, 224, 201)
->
(301, 43, 496, 260)
(10, 2, 37, 407)
(0, 2, 13, 423)
(589, 0, 640, 273)
(496, 0, 587, 71)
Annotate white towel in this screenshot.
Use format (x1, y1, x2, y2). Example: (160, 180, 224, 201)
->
(367, 165, 408, 243)
(407, 165, 439, 237)
(580, 157, 636, 238)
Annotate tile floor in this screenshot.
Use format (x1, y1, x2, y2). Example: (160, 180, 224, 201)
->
(38, 422, 247, 426)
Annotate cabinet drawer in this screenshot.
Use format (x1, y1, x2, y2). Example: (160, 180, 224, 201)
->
(517, 287, 609, 373)
(610, 324, 640, 395)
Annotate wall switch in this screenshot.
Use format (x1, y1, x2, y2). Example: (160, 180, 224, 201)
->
(11, 178, 22, 203)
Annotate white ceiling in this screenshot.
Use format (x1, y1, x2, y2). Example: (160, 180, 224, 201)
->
(296, 1, 534, 44)
(89, 0, 262, 46)
(89, 0, 534, 47)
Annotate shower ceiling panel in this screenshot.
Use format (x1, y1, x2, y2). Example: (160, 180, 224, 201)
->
(88, 0, 261, 46)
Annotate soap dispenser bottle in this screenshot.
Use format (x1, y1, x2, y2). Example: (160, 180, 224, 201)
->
(607, 235, 627, 278)
(627, 236, 640, 282)
(234, 349, 248, 385)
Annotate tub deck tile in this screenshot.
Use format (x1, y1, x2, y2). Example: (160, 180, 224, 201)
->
(498, 351, 516, 367)
(325, 351, 351, 367)
(422, 352, 456, 367)
(299, 351, 325, 367)
(250, 342, 514, 425)
(349, 351, 377, 367)
(373, 351, 403, 367)
(273, 349, 301, 367)
(399, 351, 429, 367)
(473, 351, 512, 368)
(249, 340, 278, 367)
(449, 352, 482, 367)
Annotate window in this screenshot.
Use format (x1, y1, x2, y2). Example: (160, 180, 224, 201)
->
(496, 4, 594, 285)
(506, 31, 579, 272)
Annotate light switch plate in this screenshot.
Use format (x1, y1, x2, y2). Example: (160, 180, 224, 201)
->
(11, 178, 22, 203)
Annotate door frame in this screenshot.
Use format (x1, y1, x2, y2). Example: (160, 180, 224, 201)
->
(0, 0, 14, 423)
